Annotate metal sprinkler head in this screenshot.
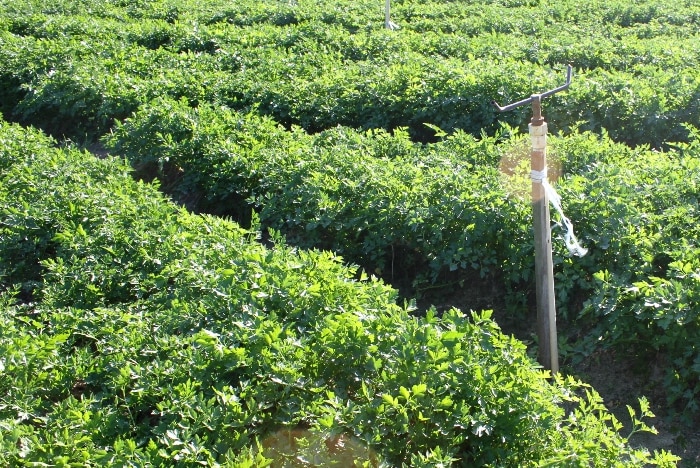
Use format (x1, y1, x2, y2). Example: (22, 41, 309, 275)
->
(491, 65, 573, 122)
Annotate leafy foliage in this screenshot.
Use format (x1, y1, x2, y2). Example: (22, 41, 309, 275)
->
(0, 117, 679, 466)
(556, 129, 700, 420)
(103, 97, 535, 296)
(2, 0, 700, 144)
(104, 89, 700, 422)
(2, 0, 700, 462)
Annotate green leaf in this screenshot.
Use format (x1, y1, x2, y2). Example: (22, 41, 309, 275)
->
(411, 383, 427, 397)
(382, 394, 398, 407)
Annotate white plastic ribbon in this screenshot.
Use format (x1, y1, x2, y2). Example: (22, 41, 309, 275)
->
(385, 0, 399, 29)
(530, 169, 588, 257)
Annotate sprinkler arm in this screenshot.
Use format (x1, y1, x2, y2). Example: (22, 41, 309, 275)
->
(491, 65, 573, 113)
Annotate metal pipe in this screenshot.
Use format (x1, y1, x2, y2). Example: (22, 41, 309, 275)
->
(491, 65, 572, 113)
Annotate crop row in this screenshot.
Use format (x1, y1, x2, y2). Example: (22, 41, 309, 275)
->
(2, 0, 700, 435)
(1, 0, 700, 146)
(103, 95, 700, 421)
(103, 97, 531, 291)
(561, 129, 700, 422)
(0, 118, 676, 465)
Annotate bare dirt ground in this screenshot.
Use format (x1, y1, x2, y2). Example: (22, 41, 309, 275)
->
(574, 348, 700, 467)
(420, 281, 700, 467)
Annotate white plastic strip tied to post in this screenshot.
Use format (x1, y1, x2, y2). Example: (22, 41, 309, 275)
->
(385, 0, 399, 30)
(529, 124, 588, 257)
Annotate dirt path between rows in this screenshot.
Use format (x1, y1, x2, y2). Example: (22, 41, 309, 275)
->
(420, 283, 700, 467)
(574, 348, 700, 466)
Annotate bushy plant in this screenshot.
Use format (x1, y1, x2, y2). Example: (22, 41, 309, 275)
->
(3, 0, 700, 460)
(0, 118, 679, 466)
(103, 90, 700, 425)
(3, 0, 700, 146)
(103, 98, 533, 291)
(555, 129, 700, 420)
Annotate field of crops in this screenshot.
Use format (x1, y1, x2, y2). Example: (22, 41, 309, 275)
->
(1, 0, 699, 465)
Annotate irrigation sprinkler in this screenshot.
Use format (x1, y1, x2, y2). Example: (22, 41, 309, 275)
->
(491, 65, 575, 374)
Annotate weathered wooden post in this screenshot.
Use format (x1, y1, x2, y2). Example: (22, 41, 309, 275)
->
(492, 65, 573, 374)
(385, 0, 398, 30)
(529, 96, 558, 374)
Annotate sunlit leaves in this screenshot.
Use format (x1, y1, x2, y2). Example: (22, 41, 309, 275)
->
(0, 120, 675, 466)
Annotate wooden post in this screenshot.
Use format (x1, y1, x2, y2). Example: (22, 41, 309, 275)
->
(529, 95, 558, 374)
(491, 65, 573, 374)
(384, 0, 398, 29)
(385, 0, 391, 28)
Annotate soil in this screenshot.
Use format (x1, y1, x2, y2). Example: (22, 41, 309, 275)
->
(576, 348, 700, 466)
(418, 281, 700, 467)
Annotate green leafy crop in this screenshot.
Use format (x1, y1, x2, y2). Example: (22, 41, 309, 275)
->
(0, 118, 678, 466)
(2, 0, 700, 463)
